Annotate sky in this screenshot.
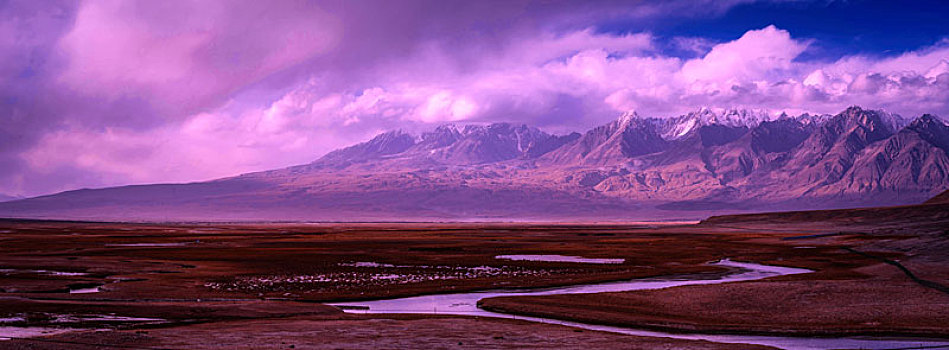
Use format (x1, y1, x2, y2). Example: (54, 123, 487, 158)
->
(2, 0, 949, 197)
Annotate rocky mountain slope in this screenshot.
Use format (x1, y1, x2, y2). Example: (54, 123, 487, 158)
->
(539, 112, 667, 166)
(0, 106, 946, 221)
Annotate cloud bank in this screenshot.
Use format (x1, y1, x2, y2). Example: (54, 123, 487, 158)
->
(2, 0, 948, 196)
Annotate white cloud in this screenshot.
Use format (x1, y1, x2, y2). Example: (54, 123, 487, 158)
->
(17, 24, 949, 195)
(56, 0, 340, 114)
(679, 25, 808, 83)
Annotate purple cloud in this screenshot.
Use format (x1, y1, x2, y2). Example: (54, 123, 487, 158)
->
(2, 0, 948, 197)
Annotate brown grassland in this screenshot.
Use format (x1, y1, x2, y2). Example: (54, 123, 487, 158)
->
(0, 200, 947, 348)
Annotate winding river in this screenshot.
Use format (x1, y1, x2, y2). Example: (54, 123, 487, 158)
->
(331, 260, 949, 350)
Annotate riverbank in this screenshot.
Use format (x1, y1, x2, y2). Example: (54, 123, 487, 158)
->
(479, 201, 949, 339)
(1, 213, 946, 348)
(480, 272, 949, 338)
(2, 314, 779, 349)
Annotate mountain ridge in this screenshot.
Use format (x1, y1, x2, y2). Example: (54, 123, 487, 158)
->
(1, 106, 946, 221)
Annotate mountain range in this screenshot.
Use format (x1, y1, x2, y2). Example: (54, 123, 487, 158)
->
(1, 106, 946, 221)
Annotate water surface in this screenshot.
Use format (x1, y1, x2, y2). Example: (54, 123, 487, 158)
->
(332, 260, 949, 350)
(495, 254, 625, 264)
(68, 285, 101, 294)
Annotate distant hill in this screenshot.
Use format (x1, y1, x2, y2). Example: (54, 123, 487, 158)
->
(0, 106, 946, 221)
(926, 190, 949, 204)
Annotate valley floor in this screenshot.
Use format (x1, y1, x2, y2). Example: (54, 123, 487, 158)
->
(0, 206, 947, 348)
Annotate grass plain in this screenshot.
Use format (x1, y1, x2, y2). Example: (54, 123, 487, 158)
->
(0, 199, 947, 348)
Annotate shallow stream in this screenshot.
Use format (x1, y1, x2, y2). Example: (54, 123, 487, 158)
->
(331, 260, 949, 350)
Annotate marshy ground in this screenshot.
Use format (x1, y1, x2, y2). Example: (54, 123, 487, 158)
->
(0, 204, 947, 349)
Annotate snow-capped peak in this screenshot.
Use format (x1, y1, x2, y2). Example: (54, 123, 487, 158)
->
(615, 110, 640, 128)
(876, 109, 911, 132)
(791, 113, 833, 125)
(717, 108, 774, 126)
(656, 107, 774, 140)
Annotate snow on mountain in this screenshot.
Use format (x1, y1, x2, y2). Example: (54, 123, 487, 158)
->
(539, 111, 668, 166)
(876, 109, 912, 133)
(2, 106, 945, 221)
(788, 112, 833, 126)
(650, 107, 775, 140)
